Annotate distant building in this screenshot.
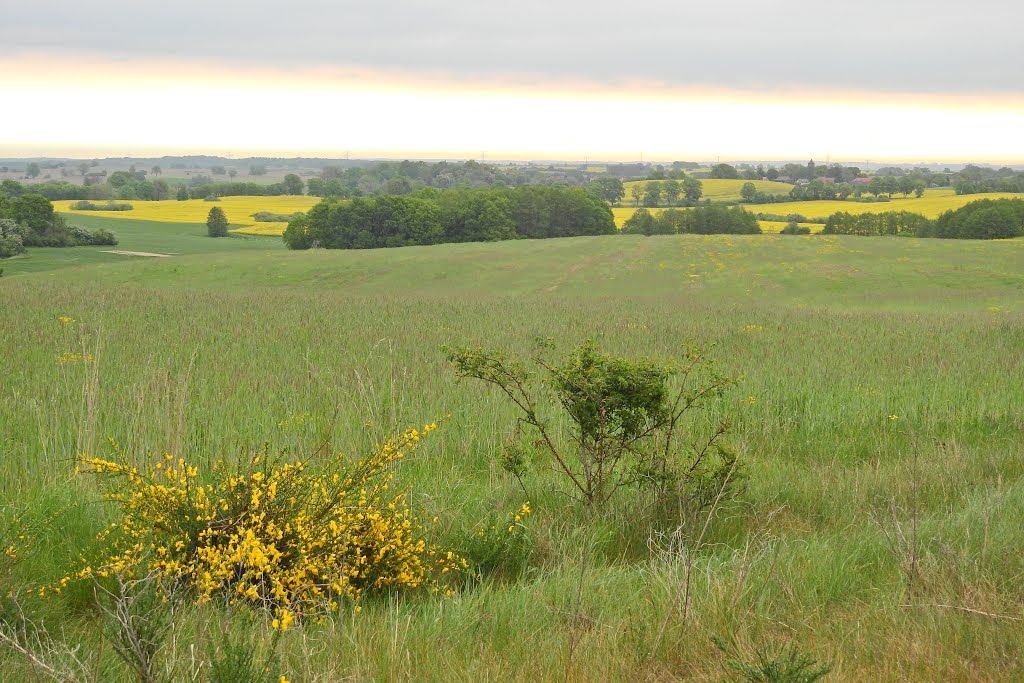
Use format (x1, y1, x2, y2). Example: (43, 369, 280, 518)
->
(851, 177, 871, 185)
(814, 176, 836, 184)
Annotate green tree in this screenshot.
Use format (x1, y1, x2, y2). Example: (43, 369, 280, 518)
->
(710, 163, 739, 179)
(25, 163, 40, 179)
(206, 206, 229, 237)
(643, 181, 663, 207)
(740, 182, 758, 202)
(662, 179, 681, 206)
(12, 194, 54, 232)
(622, 208, 658, 235)
(283, 174, 305, 195)
(683, 176, 703, 203)
(630, 183, 643, 207)
(591, 177, 625, 205)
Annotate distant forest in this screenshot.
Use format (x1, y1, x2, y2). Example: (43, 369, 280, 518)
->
(3, 156, 1022, 206)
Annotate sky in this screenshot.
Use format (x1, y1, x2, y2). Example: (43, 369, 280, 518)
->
(2, 0, 1022, 162)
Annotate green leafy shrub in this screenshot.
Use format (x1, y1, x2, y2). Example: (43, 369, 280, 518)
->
(445, 340, 741, 512)
(459, 503, 533, 579)
(713, 635, 833, 683)
(69, 200, 133, 211)
(251, 211, 297, 222)
(779, 221, 811, 235)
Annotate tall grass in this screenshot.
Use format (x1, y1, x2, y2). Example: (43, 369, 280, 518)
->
(1, 233, 1023, 680)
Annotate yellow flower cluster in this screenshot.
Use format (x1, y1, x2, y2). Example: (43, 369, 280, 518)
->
(55, 351, 95, 365)
(58, 423, 466, 620)
(463, 501, 533, 577)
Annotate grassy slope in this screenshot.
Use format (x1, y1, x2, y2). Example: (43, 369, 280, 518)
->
(0, 214, 281, 275)
(2, 226, 1024, 681)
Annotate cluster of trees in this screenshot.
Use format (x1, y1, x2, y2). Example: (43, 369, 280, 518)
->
(0, 193, 116, 256)
(924, 198, 1024, 239)
(70, 200, 133, 211)
(627, 178, 704, 207)
(821, 211, 931, 237)
(621, 206, 761, 235)
(709, 160, 868, 183)
(304, 159, 561, 198)
(187, 174, 303, 199)
(953, 165, 1024, 194)
(283, 186, 615, 250)
(821, 199, 1024, 239)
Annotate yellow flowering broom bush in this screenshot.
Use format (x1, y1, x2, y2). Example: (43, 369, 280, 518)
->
(60, 424, 466, 625)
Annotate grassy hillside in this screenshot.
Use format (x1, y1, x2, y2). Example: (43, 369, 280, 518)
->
(2, 226, 1024, 681)
(0, 214, 280, 275)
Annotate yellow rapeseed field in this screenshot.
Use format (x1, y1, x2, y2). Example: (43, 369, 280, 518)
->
(55, 196, 320, 235)
(612, 190, 1024, 229)
(743, 190, 1024, 220)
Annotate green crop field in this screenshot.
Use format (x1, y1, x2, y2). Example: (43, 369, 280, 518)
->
(2, 215, 1024, 681)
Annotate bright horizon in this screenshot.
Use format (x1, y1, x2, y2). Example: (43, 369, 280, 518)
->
(3, 0, 1023, 165)
(2, 55, 1023, 165)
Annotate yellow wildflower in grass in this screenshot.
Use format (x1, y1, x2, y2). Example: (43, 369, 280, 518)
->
(55, 352, 95, 365)
(463, 502, 533, 578)
(57, 315, 76, 325)
(60, 423, 466, 620)
(888, 414, 900, 421)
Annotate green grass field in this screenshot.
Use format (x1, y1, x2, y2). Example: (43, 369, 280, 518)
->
(2, 216, 1024, 681)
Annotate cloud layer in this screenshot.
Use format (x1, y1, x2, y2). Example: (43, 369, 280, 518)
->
(4, 0, 1021, 94)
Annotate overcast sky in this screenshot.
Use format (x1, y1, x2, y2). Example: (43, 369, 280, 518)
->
(4, 0, 1022, 94)
(3, 1, 1022, 159)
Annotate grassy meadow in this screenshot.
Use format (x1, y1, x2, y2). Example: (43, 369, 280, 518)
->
(2, 215, 1024, 681)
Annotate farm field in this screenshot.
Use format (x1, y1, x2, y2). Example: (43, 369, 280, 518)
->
(2, 219, 1024, 681)
(743, 190, 1024, 220)
(54, 196, 320, 235)
(612, 190, 1024, 229)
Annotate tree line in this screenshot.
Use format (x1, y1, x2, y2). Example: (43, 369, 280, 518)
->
(822, 199, 1024, 239)
(283, 186, 615, 250)
(952, 165, 1024, 195)
(621, 206, 761, 235)
(0, 193, 117, 257)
